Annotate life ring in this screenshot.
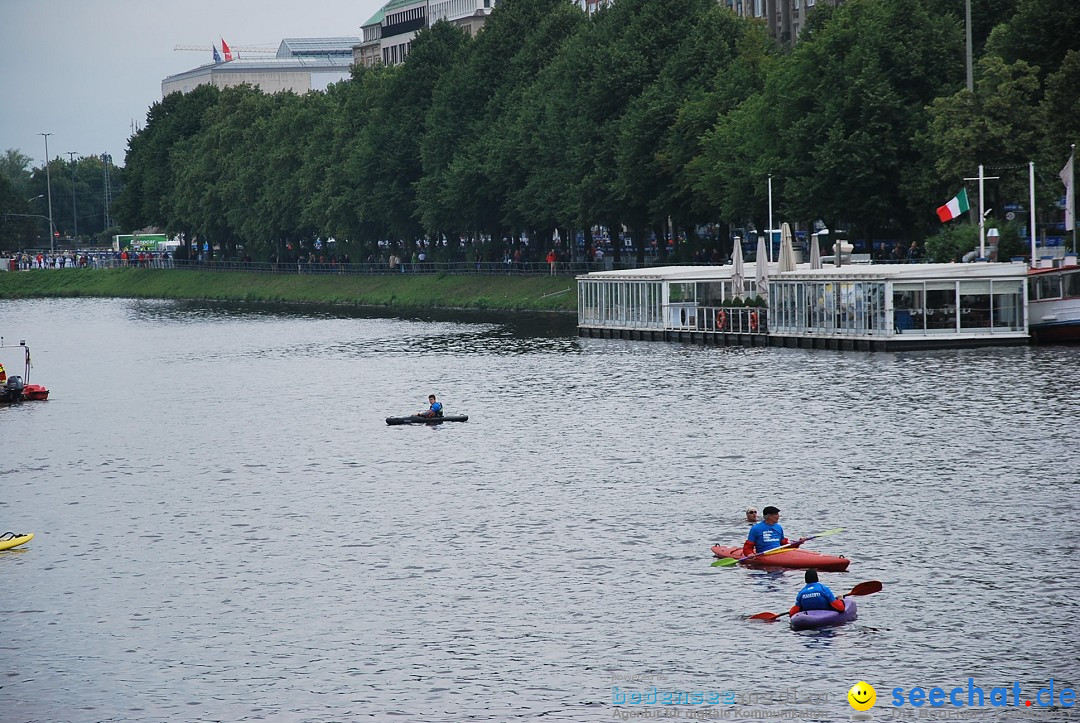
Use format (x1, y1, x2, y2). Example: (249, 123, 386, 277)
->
(749, 311, 759, 332)
(717, 309, 728, 331)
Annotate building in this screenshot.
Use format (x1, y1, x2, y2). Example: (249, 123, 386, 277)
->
(356, 0, 499, 68)
(577, 261, 1030, 351)
(380, 0, 428, 66)
(162, 37, 360, 97)
(721, 0, 842, 43)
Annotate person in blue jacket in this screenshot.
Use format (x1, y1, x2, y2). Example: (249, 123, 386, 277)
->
(742, 506, 805, 557)
(789, 569, 846, 616)
(419, 394, 443, 418)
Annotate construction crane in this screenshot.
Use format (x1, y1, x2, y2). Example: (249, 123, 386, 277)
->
(174, 44, 277, 55)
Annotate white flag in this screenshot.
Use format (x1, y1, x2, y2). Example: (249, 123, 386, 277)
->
(1062, 154, 1075, 232)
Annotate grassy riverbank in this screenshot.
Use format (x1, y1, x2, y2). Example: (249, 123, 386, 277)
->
(0, 269, 579, 312)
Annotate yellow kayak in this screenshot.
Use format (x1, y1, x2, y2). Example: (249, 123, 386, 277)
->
(0, 532, 33, 551)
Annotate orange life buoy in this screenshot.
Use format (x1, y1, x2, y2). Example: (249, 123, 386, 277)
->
(749, 311, 759, 332)
(717, 309, 728, 331)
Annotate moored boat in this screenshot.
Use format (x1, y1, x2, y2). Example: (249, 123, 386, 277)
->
(711, 544, 850, 572)
(790, 598, 857, 630)
(1028, 259, 1080, 343)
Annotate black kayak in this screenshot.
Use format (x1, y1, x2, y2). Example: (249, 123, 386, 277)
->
(386, 414, 469, 426)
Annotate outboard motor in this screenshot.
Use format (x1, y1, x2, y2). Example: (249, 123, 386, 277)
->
(2, 375, 24, 402)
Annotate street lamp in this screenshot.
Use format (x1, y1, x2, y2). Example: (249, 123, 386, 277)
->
(38, 132, 55, 252)
(67, 151, 78, 243)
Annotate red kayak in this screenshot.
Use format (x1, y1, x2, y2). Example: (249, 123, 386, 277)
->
(711, 545, 849, 572)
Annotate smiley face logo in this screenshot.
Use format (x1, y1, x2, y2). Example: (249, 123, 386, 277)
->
(848, 681, 876, 711)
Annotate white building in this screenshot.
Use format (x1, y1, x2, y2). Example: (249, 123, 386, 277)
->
(162, 37, 360, 96)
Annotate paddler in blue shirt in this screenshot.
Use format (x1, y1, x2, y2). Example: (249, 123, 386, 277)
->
(419, 394, 443, 418)
(789, 569, 846, 616)
(742, 506, 806, 557)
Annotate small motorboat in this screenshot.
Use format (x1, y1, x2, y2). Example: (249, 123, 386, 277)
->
(0, 340, 49, 404)
(386, 414, 469, 426)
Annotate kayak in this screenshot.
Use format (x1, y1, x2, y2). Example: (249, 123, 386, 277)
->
(386, 414, 469, 426)
(790, 598, 857, 630)
(711, 544, 850, 572)
(0, 532, 34, 551)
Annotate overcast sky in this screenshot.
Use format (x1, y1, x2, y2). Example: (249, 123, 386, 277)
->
(0, 0, 384, 169)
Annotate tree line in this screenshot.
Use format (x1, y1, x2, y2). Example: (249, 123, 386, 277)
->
(0, 150, 123, 252)
(101, 0, 1080, 263)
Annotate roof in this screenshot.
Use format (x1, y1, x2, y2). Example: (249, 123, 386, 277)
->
(277, 37, 360, 57)
(163, 55, 354, 84)
(363, 7, 386, 26)
(380, 0, 428, 15)
(577, 261, 1029, 283)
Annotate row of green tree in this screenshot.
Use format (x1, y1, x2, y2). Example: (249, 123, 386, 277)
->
(108, 0, 1080, 263)
(0, 150, 123, 252)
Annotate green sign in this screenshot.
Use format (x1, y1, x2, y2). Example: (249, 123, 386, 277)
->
(114, 234, 169, 251)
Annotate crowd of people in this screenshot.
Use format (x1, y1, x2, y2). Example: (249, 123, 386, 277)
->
(2, 249, 175, 271)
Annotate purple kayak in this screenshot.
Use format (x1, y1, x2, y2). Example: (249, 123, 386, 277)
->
(790, 599, 857, 631)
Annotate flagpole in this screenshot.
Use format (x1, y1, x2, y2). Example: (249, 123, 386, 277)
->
(964, 166, 999, 261)
(978, 164, 986, 258)
(1029, 160, 1037, 264)
(1072, 143, 1077, 254)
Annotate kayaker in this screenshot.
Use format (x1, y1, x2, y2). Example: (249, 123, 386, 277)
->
(744, 507, 759, 523)
(418, 394, 443, 418)
(789, 569, 846, 616)
(742, 506, 806, 556)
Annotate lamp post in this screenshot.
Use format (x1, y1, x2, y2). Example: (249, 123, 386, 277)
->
(38, 133, 55, 252)
(767, 174, 774, 262)
(67, 151, 78, 243)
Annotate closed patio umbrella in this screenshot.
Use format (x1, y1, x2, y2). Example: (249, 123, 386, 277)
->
(810, 234, 822, 270)
(755, 235, 769, 299)
(730, 237, 745, 300)
(778, 222, 796, 273)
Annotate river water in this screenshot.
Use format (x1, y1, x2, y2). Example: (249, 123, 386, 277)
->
(2, 298, 1078, 722)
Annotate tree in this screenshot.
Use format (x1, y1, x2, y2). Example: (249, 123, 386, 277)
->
(766, 0, 964, 241)
(922, 56, 1042, 223)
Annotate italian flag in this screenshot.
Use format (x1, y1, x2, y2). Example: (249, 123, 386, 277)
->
(936, 188, 969, 222)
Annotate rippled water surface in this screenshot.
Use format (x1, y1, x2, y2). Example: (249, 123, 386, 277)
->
(2, 298, 1078, 722)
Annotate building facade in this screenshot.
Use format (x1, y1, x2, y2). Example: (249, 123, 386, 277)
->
(721, 0, 843, 44)
(356, 0, 499, 68)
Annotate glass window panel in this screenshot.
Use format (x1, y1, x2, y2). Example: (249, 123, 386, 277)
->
(925, 287, 957, 331)
(1066, 271, 1080, 297)
(1036, 275, 1062, 300)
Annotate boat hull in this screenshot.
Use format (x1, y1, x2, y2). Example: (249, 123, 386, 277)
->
(0, 532, 34, 551)
(711, 544, 850, 572)
(386, 414, 469, 426)
(22, 384, 49, 400)
(790, 598, 857, 630)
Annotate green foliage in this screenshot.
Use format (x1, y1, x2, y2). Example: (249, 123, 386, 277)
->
(995, 221, 1028, 261)
(924, 223, 978, 262)
(111, 0, 1077, 257)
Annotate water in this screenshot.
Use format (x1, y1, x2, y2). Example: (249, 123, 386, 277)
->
(2, 298, 1078, 722)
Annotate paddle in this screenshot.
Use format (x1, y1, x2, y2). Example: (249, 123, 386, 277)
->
(748, 580, 883, 621)
(710, 527, 844, 567)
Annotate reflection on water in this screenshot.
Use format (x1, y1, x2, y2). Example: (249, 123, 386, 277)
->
(2, 298, 1078, 721)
